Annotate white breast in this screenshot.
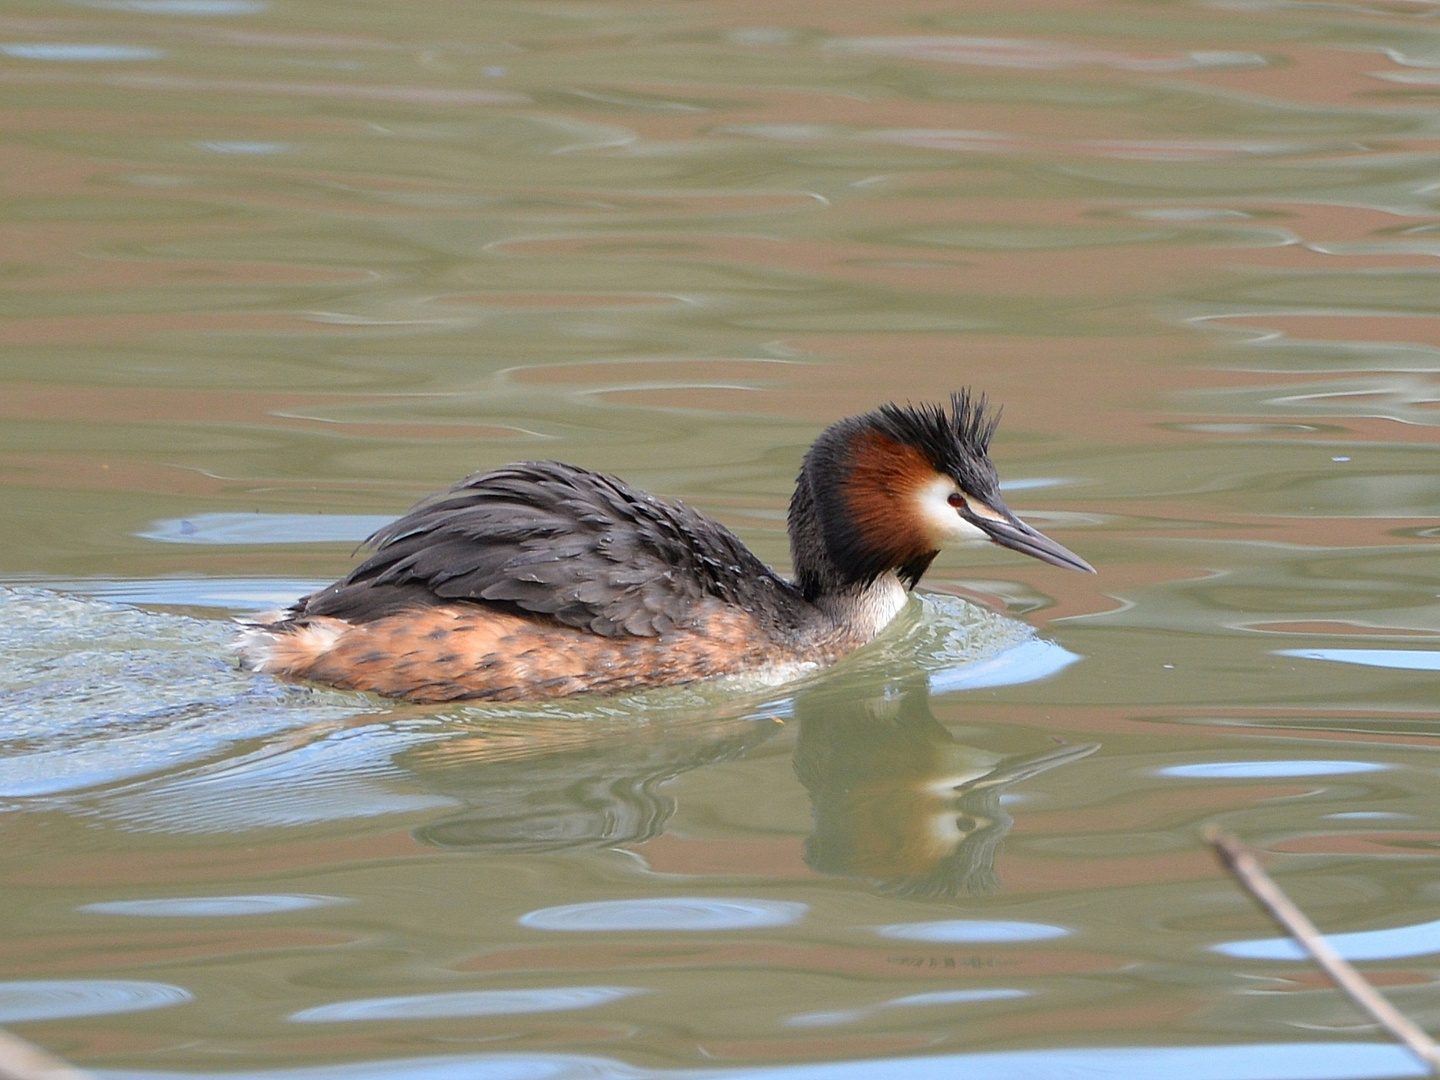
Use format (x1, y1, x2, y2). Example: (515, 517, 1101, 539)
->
(843, 572, 910, 642)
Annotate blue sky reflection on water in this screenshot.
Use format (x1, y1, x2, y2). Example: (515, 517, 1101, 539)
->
(79, 895, 347, 917)
(1217, 917, 1440, 962)
(1277, 649, 1440, 672)
(0, 981, 192, 1024)
(289, 987, 648, 1024)
(518, 898, 808, 932)
(96, 1043, 1433, 1080)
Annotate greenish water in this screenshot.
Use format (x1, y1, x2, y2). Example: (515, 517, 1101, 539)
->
(3, 1, 1440, 1077)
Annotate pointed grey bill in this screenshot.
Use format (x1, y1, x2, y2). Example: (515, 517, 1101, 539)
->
(964, 507, 1095, 573)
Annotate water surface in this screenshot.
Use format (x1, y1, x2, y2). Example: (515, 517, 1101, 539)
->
(4, 0, 1440, 1076)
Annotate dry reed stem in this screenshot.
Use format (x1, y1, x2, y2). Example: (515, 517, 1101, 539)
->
(0, 1027, 94, 1080)
(1207, 827, 1440, 1076)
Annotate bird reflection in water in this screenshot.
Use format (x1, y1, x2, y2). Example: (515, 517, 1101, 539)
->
(401, 706, 781, 852)
(398, 678, 1093, 901)
(794, 678, 1096, 898)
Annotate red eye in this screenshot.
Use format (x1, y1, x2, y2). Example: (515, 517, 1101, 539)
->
(947, 492, 965, 509)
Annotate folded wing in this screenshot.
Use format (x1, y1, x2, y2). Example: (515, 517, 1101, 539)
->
(290, 461, 794, 638)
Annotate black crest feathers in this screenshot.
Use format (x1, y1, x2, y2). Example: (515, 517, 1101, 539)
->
(871, 390, 1002, 501)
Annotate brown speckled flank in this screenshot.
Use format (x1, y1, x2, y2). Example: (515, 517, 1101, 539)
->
(258, 602, 814, 704)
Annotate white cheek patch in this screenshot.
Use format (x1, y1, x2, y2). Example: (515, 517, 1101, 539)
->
(913, 477, 988, 544)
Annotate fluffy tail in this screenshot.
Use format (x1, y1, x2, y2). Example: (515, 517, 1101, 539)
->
(235, 614, 347, 677)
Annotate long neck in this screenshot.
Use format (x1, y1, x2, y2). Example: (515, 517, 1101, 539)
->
(787, 468, 841, 602)
(786, 468, 913, 647)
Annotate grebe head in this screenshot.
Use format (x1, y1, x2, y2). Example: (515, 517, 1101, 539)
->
(790, 390, 1094, 599)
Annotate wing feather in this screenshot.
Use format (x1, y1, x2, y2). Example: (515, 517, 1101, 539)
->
(291, 461, 797, 638)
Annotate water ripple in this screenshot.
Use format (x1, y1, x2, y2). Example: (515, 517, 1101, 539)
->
(76, 0, 267, 11)
(874, 920, 1069, 943)
(1160, 760, 1386, 779)
(94, 1042, 1429, 1079)
(1278, 648, 1440, 672)
(0, 979, 191, 1022)
(138, 513, 392, 545)
(290, 986, 647, 1023)
(785, 988, 1028, 1028)
(0, 586, 381, 804)
(80, 894, 347, 917)
(1216, 916, 1440, 961)
(520, 898, 807, 932)
(0, 44, 163, 61)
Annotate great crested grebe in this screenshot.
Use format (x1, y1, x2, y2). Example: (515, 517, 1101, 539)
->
(239, 392, 1093, 703)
